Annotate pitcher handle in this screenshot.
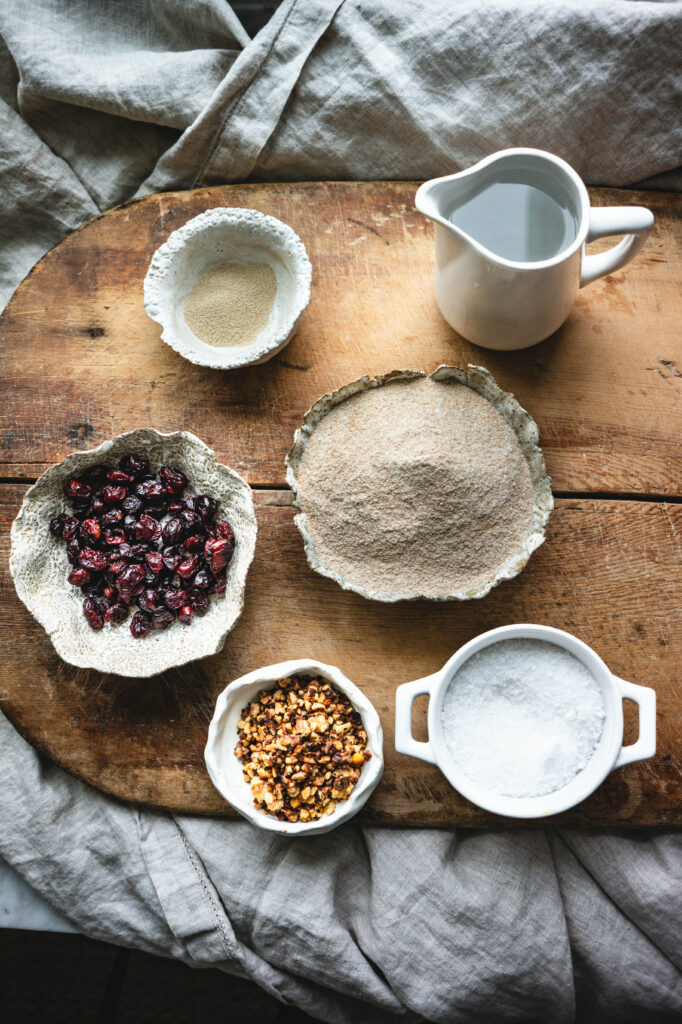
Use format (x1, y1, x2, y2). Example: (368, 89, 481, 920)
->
(613, 677, 656, 769)
(394, 673, 440, 765)
(580, 206, 654, 287)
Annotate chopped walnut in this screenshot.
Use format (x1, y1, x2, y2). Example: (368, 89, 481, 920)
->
(234, 674, 371, 823)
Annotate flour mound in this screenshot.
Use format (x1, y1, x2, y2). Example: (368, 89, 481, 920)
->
(289, 370, 549, 600)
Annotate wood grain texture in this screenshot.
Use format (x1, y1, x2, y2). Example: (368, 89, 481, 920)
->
(1, 485, 680, 827)
(0, 182, 680, 494)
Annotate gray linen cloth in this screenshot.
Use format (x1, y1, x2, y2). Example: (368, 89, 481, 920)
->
(1, 2, 681, 1020)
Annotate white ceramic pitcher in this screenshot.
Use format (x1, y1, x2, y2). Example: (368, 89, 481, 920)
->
(415, 149, 654, 350)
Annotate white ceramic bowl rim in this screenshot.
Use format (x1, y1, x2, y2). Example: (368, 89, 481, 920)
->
(204, 658, 384, 835)
(424, 625, 631, 818)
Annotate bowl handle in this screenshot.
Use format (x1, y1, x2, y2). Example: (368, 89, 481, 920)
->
(613, 677, 657, 768)
(395, 673, 441, 765)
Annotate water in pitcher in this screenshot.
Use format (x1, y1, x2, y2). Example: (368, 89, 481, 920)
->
(447, 171, 579, 263)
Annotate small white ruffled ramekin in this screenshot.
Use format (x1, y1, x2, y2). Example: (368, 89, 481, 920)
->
(144, 207, 312, 370)
(205, 658, 384, 835)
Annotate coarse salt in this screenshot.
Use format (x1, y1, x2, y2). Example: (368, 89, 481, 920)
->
(441, 639, 605, 798)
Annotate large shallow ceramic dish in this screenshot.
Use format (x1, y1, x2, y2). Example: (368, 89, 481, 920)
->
(205, 658, 384, 835)
(143, 207, 312, 370)
(286, 364, 553, 602)
(9, 428, 257, 677)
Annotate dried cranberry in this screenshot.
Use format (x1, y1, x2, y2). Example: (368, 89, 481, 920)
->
(49, 513, 68, 537)
(100, 509, 121, 529)
(79, 547, 107, 572)
(122, 514, 138, 535)
(120, 453, 150, 478)
(135, 480, 165, 503)
(151, 608, 175, 631)
(90, 496, 106, 514)
(118, 543, 136, 560)
(101, 484, 128, 504)
(193, 569, 214, 590)
(213, 572, 227, 595)
(67, 567, 91, 586)
(104, 528, 127, 546)
(183, 533, 205, 553)
(130, 611, 151, 638)
(91, 595, 110, 615)
(145, 551, 164, 574)
(108, 556, 128, 575)
(163, 588, 189, 611)
(158, 466, 187, 495)
(81, 518, 101, 542)
(104, 603, 129, 624)
(177, 555, 200, 580)
(179, 510, 200, 533)
(107, 469, 133, 484)
(162, 546, 182, 572)
(65, 479, 92, 501)
(118, 564, 146, 600)
(66, 538, 81, 565)
(162, 517, 184, 545)
(82, 598, 104, 631)
(62, 516, 80, 540)
(138, 589, 160, 613)
(129, 543, 151, 560)
(167, 500, 186, 514)
(188, 589, 209, 615)
(103, 585, 118, 602)
(122, 495, 143, 515)
(214, 521, 234, 544)
(204, 537, 231, 574)
(134, 514, 161, 542)
(178, 605, 194, 624)
(194, 495, 217, 523)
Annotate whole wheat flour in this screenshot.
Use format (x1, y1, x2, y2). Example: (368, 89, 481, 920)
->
(293, 376, 536, 599)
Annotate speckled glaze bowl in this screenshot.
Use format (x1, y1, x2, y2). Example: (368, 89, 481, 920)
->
(9, 428, 257, 677)
(143, 207, 312, 370)
(205, 658, 384, 835)
(286, 364, 553, 602)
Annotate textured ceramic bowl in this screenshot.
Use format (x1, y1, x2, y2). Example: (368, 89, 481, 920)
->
(9, 428, 257, 677)
(205, 658, 384, 835)
(286, 364, 553, 602)
(143, 207, 312, 370)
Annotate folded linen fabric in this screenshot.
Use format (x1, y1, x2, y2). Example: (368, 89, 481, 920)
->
(0, 1, 680, 1020)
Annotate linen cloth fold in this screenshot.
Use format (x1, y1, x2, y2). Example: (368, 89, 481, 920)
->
(1, 1, 680, 1020)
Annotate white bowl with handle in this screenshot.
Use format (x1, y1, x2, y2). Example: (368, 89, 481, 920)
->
(205, 658, 384, 834)
(395, 624, 656, 819)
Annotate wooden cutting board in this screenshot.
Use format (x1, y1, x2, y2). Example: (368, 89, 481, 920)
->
(0, 182, 680, 827)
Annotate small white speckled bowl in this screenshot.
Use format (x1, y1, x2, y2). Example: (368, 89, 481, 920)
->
(9, 428, 257, 677)
(205, 658, 384, 835)
(143, 207, 312, 370)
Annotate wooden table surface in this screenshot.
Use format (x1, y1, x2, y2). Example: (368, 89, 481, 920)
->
(0, 181, 680, 827)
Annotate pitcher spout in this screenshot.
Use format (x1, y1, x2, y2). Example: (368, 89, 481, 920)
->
(415, 172, 470, 233)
